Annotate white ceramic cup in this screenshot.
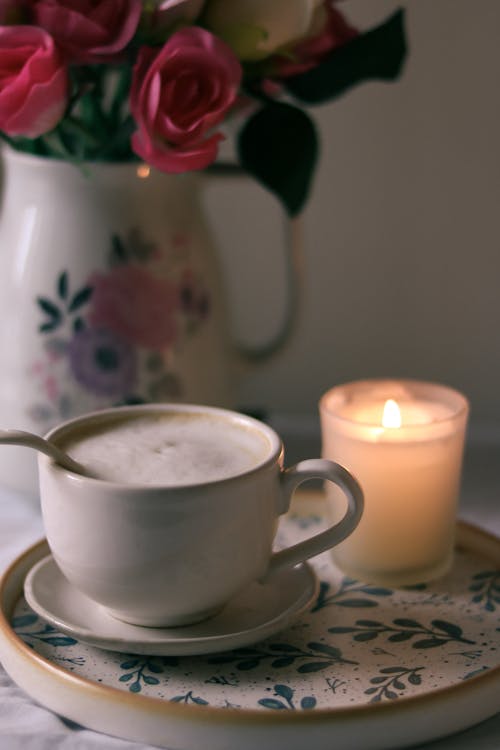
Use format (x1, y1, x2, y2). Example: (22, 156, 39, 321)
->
(38, 404, 363, 627)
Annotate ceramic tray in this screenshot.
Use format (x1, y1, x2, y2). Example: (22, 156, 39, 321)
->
(0, 494, 499, 750)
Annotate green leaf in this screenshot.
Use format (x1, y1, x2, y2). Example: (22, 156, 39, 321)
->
(393, 618, 423, 629)
(309, 642, 342, 659)
(408, 672, 422, 685)
(271, 657, 295, 668)
(12, 614, 38, 628)
(274, 684, 294, 701)
(284, 9, 407, 105)
(39, 320, 60, 333)
(237, 101, 318, 216)
(328, 626, 357, 634)
(360, 586, 393, 597)
(41, 635, 78, 646)
(431, 620, 464, 639)
(354, 631, 378, 642)
(301, 696, 317, 710)
(37, 297, 61, 320)
(388, 632, 414, 642)
(57, 271, 68, 300)
(413, 638, 445, 649)
(191, 695, 209, 705)
(258, 699, 287, 710)
(380, 666, 406, 674)
(297, 661, 332, 673)
(68, 286, 93, 313)
(143, 675, 160, 685)
(147, 662, 164, 673)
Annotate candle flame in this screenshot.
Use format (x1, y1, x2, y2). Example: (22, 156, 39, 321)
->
(382, 399, 401, 428)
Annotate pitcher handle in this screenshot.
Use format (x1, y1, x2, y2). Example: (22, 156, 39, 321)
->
(207, 162, 303, 362)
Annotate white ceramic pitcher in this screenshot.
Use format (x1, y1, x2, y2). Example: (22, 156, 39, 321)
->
(0, 147, 301, 494)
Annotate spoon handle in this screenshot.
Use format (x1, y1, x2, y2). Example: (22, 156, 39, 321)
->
(0, 429, 87, 475)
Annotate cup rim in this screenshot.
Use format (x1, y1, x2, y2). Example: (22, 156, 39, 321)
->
(41, 403, 283, 490)
(319, 378, 469, 428)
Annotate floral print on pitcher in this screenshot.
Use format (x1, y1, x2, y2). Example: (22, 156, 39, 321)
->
(28, 228, 210, 428)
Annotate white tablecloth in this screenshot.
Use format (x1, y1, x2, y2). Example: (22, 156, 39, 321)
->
(0, 440, 499, 750)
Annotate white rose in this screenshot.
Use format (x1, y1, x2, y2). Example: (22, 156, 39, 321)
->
(203, 0, 324, 61)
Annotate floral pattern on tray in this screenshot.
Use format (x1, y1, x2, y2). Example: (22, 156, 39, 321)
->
(11, 507, 500, 711)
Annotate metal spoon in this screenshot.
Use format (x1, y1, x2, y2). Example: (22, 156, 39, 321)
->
(0, 429, 89, 476)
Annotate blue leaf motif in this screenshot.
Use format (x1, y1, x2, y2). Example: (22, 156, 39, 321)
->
(147, 662, 163, 674)
(143, 676, 160, 685)
(119, 673, 135, 682)
(432, 620, 464, 639)
(300, 696, 317, 710)
(297, 661, 332, 673)
(120, 660, 139, 670)
(191, 696, 209, 706)
(271, 657, 295, 668)
(274, 684, 294, 702)
(42, 636, 78, 646)
(258, 699, 287, 710)
(12, 614, 38, 628)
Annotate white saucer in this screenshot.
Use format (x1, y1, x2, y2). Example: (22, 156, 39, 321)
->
(24, 554, 319, 656)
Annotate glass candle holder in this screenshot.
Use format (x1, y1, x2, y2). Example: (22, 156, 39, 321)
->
(319, 379, 469, 586)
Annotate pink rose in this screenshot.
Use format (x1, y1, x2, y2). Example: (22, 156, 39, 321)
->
(0, 26, 68, 138)
(274, 3, 358, 78)
(130, 27, 242, 173)
(88, 265, 179, 350)
(30, 0, 142, 63)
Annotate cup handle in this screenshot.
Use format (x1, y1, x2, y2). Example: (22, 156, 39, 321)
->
(266, 459, 363, 577)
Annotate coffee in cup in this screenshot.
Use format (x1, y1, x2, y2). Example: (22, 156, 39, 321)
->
(58, 410, 269, 486)
(39, 404, 363, 627)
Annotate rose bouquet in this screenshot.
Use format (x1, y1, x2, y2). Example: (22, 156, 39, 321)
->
(0, 1, 406, 215)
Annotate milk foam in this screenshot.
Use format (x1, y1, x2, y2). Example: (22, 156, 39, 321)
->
(61, 413, 269, 486)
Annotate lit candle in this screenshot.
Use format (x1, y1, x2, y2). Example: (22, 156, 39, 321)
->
(319, 379, 469, 586)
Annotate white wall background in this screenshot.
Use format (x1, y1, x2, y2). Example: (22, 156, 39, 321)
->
(205, 0, 500, 430)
